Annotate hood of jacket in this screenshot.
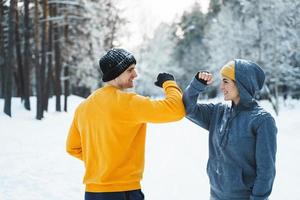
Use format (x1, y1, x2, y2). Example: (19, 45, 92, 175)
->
(234, 59, 265, 108)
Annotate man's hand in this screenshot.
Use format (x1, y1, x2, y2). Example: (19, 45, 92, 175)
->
(154, 73, 175, 88)
(196, 71, 213, 85)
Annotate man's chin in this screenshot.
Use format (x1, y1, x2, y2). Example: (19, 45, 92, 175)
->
(125, 84, 134, 89)
(129, 81, 134, 87)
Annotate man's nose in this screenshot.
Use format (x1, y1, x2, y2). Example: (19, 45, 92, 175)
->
(133, 70, 138, 78)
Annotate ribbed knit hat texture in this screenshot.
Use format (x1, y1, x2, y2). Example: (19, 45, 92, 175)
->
(220, 61, 235, 81)
(99, 48, 136, 82)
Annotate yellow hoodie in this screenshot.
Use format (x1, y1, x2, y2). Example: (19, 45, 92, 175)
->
(66, 80, 185, 192)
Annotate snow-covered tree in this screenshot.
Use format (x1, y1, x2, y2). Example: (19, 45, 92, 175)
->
(134, 22, 179, 97)
(64, 0, 126, 95)
(171, 2, 210, 90)
(205, 0, 300, 105)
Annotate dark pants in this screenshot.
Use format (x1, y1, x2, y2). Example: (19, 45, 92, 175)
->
(85, 189, 144, 200)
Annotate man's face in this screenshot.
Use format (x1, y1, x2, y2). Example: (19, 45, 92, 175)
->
(115, 64, 138, 89)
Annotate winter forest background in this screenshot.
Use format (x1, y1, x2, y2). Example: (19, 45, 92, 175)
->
(1, 0, 300, 199)
(0, 0, 300, 118)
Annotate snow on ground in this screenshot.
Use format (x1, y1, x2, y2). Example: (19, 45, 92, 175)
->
(0, 96, 299, 200)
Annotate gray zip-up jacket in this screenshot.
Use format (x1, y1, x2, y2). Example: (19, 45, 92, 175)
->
(183, 59, 277, 200)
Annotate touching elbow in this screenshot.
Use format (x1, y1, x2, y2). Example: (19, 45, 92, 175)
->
(172, 100, 186, 120)
(178, 105, 186, 119)
(182, 96, 194, 115)
(183, 103, 194, 116)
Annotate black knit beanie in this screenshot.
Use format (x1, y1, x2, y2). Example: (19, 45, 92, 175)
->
(99, 48, 136, 82)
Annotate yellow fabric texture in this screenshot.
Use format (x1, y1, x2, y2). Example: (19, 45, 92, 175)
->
(220, 61, 235, 80)
(66, 80, 185, 192)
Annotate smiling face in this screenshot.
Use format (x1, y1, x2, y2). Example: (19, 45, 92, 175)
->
(220, 76, 240, 105)
(114, 64, 138, 89)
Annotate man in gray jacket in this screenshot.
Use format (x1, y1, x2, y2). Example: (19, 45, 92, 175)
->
(183, 59, 277, 200)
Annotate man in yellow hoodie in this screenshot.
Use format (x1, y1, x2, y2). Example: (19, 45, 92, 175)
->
(66, 48, 185, 200)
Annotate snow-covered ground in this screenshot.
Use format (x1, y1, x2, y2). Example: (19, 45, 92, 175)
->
(0, 96, 299, 200)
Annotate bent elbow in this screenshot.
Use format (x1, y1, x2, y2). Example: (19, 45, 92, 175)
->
(184, 103, 195, 116)
(170, 100, 186, 121)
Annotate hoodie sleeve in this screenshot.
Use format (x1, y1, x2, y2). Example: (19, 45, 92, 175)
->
(66, 110, 83, 161)
(129, 80, 185, 123)
(250, 116, 277, 200)
(183, 77, 215, 130)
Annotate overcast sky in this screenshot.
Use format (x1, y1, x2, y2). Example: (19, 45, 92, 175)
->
(118, 0, 210, 49)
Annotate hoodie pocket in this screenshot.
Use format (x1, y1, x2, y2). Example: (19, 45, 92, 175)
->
(221, 162, 250, 192)
(207, 159, 250, 193)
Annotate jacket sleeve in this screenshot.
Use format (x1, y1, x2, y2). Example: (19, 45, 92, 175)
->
(129, 80, 185, 123)
(250, 116, 277, 200)
(66, 110, 83, 161)
(183, 77, 215, 130)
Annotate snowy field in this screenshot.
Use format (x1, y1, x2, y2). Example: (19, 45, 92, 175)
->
(0, 96, 300, 200)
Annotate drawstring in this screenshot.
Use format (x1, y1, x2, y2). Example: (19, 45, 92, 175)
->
(220, 106, 240, 148)
(219, 106, 231, 146)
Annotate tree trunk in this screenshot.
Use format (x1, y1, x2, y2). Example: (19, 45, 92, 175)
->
(63, 21, 69, 112)
(34, 0, 43, 120)
(274, 83, 279, 115)
(0, 1, 6, 98)
(53, 5, 61, 112)
(23, 0, 31, 110)
(4, 0, 17, 116)
(64, 66, 69, 112)
(41, 0, 49, 111)
(255, 0, 263, 66)
(15, 6, 25, 99)
(44, 4, 53, 111)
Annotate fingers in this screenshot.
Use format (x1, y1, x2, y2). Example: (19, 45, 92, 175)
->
(198, 72, 213, 84)
(206, 78, 214, 85)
